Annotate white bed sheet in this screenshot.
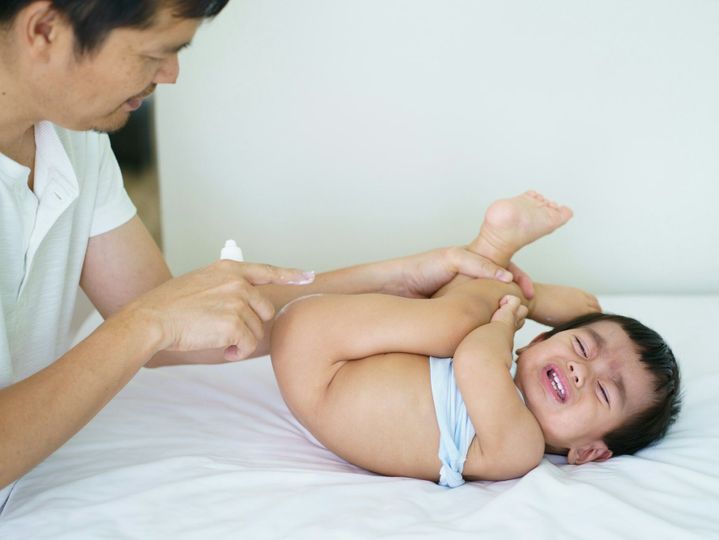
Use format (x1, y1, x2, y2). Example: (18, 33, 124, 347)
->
(1, 295, 717, 539)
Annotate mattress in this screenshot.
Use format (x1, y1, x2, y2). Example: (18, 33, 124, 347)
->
(1, 295, 717, 539)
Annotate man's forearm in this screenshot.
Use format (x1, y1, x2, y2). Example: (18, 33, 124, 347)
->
(0, 309, 160, 488)
(253, 261, 403, 357)
(148, 246, 522, 365)
(147, 261, 394, 365)
(261, 260, 398, 307)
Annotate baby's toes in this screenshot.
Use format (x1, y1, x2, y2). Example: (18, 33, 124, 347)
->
(557, 205, 573, 223)
(525, 190, 544, 202)
(545, 198, 560, 210)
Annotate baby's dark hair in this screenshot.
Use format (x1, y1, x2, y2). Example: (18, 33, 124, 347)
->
(543, 312, 681, 456)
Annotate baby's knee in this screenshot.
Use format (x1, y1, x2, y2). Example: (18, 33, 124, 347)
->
(274, 293, 324, 337)
(271, 294, 329, 373)
(273, 298, 308, 360)
(270, 295, 338, 420)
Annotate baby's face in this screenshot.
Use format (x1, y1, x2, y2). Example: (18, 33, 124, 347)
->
(514, 321, 655, 463)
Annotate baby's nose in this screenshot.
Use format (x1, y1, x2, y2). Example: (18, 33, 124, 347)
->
(568, 361, 588, 387)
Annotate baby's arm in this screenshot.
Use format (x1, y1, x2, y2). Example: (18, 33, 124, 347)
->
(453, 296, 545, 481)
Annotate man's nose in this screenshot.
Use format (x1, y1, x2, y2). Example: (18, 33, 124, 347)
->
(154, 54, 180, 85)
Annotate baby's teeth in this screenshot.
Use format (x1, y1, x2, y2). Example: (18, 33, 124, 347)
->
(551, 371, 565, 399)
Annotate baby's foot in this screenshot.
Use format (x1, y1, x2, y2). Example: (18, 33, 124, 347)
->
(492, 295, 529, 330)
(470, 191, 573, 266)
(530, 283, 601, 326)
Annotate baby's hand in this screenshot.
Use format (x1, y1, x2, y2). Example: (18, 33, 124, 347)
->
(491, 295, 528, 330)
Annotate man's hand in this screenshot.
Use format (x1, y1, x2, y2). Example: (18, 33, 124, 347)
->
(507, 261, 535, 299)
(121, 260, 315, 361)
(378, 247, 535, 299)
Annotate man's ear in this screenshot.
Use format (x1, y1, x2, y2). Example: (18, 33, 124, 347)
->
(567, 442, 613, 465)
(516, 331, 548, 354)
(15, 1, 65, 62)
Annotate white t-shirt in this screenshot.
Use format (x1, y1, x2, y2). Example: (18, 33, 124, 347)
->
(0, 122, 136, 506)
(0, 122, 136, 386)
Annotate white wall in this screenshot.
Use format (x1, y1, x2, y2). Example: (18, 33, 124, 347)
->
(155, 0, 719, 294)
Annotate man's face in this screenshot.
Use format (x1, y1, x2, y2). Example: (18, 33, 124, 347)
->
(514, 321, 656, 464)
(38, 7, 202, 133)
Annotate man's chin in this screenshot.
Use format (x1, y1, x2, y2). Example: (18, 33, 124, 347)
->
(90, 111, 132, 134)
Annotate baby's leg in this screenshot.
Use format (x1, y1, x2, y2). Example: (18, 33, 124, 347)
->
(436, 276, 599, 328)
(530, 283, 602, 326)
(436, 192, 599, 324)
(469, 192, 600, 324)
(435, 191, 572, 298)
(270, 281, 520, 479)
(469, 190, 573, 268)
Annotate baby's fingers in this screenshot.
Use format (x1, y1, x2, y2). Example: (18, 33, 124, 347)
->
(492, 295, 526, 329)
(516, 304, 529, 329)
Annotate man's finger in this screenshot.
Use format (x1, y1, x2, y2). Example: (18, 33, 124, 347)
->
(237, 298, 268, 337)
(507, 262, 535, 299)
(453, 249, 513, 283)
(226, 262, 316, 286)
(226, 323, 260, 359)
(245, 288, 276, 323)
(223, 345, 242, 361)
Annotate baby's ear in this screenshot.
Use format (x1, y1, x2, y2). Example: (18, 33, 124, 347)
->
(567, 443, 613, 465)
(516, 332, 549, 354)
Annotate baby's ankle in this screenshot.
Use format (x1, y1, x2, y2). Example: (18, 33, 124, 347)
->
(468, 230, 515, 268)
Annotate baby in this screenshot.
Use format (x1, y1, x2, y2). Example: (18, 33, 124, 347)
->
(270, 192, 681, 487)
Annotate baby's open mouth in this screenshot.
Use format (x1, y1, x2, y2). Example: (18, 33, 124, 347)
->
(547, 368, 567, 402)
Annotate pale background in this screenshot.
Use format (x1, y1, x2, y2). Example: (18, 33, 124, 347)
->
(155, 0, 719, 294)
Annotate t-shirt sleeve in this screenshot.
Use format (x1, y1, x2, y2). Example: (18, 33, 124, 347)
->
(89, 134, 137, 237)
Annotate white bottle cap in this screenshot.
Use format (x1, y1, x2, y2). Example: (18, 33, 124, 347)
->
(220, 239, 244, 262)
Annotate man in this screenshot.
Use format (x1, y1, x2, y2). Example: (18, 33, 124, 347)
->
(0, 0, 532, 497)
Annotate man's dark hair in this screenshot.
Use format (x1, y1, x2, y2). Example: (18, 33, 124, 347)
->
(0, 0, 229, 53)
(542, 312, 681, 456)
